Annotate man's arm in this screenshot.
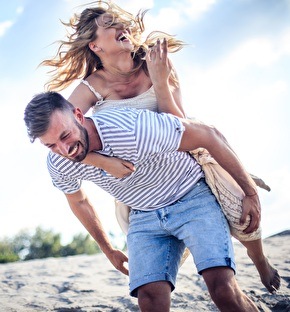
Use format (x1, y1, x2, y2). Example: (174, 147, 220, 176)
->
(65, 189, 129, 275)
(179, 118, 260, 233)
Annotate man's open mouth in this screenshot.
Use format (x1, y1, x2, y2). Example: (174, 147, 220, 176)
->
(68, 143, 79, 158)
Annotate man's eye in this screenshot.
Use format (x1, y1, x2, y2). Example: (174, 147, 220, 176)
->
(62, 133, 70, 140)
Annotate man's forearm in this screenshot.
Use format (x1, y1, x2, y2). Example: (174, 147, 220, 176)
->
(179, 118, 257, 195)
(65, 191, 129, 275)
(65, 192, 115, 256)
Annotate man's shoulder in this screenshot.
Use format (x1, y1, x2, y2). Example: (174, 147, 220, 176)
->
(92, 107, 140, 121)
(47, 152, 71, 167)
(46, 152, 86, 193)
(91, 107, 143, 133)
(92, 107, 170, 129)
(47, 152, 82, 174)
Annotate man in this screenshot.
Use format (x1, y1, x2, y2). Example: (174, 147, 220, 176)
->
(24, 91, 260, 312)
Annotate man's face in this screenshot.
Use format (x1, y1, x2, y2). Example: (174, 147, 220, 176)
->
(40, 110, 89, 162)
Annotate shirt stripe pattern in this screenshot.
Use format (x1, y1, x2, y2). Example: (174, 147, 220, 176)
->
(47, 108, 204, 210)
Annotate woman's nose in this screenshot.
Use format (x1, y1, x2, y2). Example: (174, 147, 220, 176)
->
(116, 22, 125, 30)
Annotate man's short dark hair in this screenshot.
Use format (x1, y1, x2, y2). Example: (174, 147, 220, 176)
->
(24, 91, 74, 142)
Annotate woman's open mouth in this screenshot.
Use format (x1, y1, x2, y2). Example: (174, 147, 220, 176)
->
(116, 31, 131, 43)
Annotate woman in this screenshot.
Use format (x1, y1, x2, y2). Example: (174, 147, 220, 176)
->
(41, 1, 280, 293)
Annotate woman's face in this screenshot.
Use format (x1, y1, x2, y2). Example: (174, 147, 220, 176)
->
(91, 13, 133, 55)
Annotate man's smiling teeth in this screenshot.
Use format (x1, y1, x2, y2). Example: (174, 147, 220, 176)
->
(68, 144, 78, 157)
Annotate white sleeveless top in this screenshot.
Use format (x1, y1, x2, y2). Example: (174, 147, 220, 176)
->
(81, 80, 158, 114)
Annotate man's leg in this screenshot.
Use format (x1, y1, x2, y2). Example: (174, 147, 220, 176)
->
(127, 209, 184, 309)
(138, 281, 172, 312)
(202, 267, 259, 312)
(165, 179, 257, 311)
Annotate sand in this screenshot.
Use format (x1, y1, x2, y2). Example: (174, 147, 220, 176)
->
(0, 231, 289, 312)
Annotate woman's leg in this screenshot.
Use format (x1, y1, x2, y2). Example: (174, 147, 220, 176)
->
(241, 239, 281, 293)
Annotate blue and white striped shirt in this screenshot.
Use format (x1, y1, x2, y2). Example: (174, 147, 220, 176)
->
(47, 108, 204, 211)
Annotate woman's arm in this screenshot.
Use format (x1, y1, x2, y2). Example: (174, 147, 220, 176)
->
(68, 82, 97, 114)
(82, 153, 135, 178)
(146, 38, 185, 118)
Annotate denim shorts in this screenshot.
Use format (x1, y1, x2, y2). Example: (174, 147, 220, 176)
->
(127, 178, 235, 297)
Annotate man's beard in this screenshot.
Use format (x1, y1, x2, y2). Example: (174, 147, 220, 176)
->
(71, 122, 90, 162)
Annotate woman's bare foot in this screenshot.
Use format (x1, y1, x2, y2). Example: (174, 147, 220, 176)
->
(250, 254, 281, 293)
(242, 239, 281, 293)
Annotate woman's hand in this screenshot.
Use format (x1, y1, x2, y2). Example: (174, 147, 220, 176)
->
(146, 38, 172, 87)
(82, 153, 135, 178)
(104, 157, 136, 178)
(145, 38, 185, 117)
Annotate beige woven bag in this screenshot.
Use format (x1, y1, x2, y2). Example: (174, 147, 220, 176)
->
(191, 148, 261, 241)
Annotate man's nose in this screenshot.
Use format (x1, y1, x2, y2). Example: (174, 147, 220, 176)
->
(56, 143, 70, 156)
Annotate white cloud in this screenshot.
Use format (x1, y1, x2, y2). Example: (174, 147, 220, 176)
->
(16, 6, 24, 15)
(145, 7, 184, 34)
(221, 34, 290, 71)
(183, 29, 290, 96)
(177, 27, 290, 172)
(0, 21, 13, 37)
(142, 0, 217, 34)
(116, 0, 154, 12)
(0, 5, 24, 37)
(261, 165, 290, 237)
(182, 0, 217, 20)
(280, 27, 290, 55)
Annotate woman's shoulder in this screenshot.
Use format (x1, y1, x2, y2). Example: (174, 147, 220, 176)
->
(67, 77, 104, 114)
(80, 79, 103, 101)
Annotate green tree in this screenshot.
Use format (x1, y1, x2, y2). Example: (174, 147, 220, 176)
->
(0, 239, 19, 263)
(0, 227, 106, 263)
(61, 233, 101, 257)
(25, 227, 62, 260)
(12, 229, 32, 259)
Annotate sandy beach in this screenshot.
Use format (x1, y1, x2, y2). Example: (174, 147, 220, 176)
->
(0, 231, 289, 312)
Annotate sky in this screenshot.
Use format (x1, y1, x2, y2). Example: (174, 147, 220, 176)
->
(0, 0, 289, 245)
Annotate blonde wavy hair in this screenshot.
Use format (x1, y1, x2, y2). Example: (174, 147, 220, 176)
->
(41, 1, 185, 91)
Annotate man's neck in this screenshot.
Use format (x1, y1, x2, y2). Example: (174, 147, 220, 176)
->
(85, 117, 102, 151)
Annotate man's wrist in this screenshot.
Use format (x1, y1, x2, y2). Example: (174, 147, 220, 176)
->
(245, 192, 258, 197)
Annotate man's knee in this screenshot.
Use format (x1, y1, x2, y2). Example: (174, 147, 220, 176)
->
(137, 281, 172, 312)
(202, 267, 238, 303)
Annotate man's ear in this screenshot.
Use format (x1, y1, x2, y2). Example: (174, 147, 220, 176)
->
(74, 108, 85, 124)
(89, 42, 102, 53)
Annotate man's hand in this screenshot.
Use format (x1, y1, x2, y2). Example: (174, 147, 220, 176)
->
(240, 194, 261, 234)
(106, 249, 129, 276)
